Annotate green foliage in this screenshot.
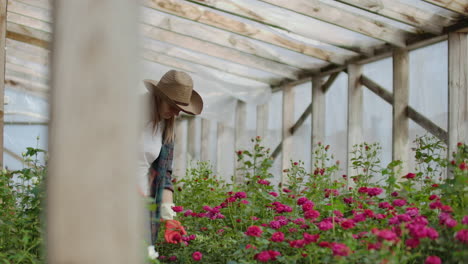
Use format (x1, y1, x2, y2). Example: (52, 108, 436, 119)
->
(155, 136, 468, 264)
(0, 147, 46, 263)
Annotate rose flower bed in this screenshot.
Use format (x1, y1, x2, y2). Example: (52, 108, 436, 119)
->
(154, 136, 467, 264)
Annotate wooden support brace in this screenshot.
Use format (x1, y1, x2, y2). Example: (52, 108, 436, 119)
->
(360, 75, 393, 105)
(407, 106, 448, 144)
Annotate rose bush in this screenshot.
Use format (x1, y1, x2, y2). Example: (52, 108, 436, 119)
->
(155, 136, 467, 263)
(0, 146, 46, 263)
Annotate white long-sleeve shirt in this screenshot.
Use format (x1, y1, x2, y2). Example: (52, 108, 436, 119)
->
(137, 121, 164, 196)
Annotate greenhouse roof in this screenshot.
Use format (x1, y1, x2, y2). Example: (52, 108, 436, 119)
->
(4, 0, 468, 104)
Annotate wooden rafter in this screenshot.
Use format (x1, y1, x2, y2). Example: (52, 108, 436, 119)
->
(335, 0, 456, 34)
(141, 24, 301, 79)
(260, 0, 414, 47)
(142, 8, 326, 70)
(141, 46, 281, 85)
(143, 0, 348, 64)
(422, 0, 468, 16)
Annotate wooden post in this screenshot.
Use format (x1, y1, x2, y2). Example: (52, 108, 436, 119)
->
(217, 121, 234, 182)
(200, 118, 211, 161)
(0, 0, 7, 168)
(174, 119, 187, 179)
(282, 85, 294, 185)
(235, 100, 246, 184)
(393, 48, 409, 180)
(47, 1, 140, 263)
(347, 64, 363, 179)
(256, 103, 269, 139)
(187, 117, 198, 161)
(448, 32, 468, 167)
(312, 76, 325, 165)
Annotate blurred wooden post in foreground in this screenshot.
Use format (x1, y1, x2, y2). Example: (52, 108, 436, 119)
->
(47, 1, 142, 263)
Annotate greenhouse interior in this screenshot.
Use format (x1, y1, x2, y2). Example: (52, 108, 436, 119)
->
(1, 0, 467, 263)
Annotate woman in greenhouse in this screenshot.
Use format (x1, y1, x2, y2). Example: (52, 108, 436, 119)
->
(138, 70, 203, 258)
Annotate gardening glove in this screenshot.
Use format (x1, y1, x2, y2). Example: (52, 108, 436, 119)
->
(160, 202, 177, 220)
(164, 219, 187, 244)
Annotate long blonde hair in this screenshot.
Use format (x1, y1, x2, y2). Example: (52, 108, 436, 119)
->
(151, 93, 175, 144)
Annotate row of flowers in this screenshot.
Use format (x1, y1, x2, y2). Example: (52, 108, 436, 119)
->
(154, 136, 467, 263)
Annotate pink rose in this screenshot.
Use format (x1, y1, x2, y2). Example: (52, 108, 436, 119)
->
(425, 256, 441, 264)
(271, 232, 284, 242)
(245, 225, 263, 237)
(192, 251, 202, 261)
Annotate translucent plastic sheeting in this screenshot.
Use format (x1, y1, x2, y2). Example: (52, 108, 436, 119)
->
(324, 73, 348, 176)
(409, 42, 448, 130)
(3, 87, 48, 170)
(363, 58, 393, 179)
(408, 41, 448, 177)
(266, 91, 283, 186)
(291, 82, 312, 172)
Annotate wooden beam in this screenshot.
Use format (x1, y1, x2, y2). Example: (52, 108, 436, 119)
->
(234, 100, 246, 184)
(7, 0, 51, 21)
(311, 76, 326, 162)
(335, 0, 455, 34)
(141, 24, 300, 79)
(282, 85, 294, 185)
(407, 106, 448, 144)
(321, 71, 340, 93)
(448, 32, 468, 163)
(187, 117, 198, 161)
(277, 33, 449, 88)
(393, 48, 409, 180)
(5, 77, 49, 97)
(360, 75, 393, 104)
(256, 103, 268, 139)
(0, 0, 7, 168)
(423, 0, 468, 16)
(290, 104, 312, 135)
(47, 1, 140, 263)
(270, 142, 281, 160)
(200, 118, 210, 162)
(142, 0, 349, 64)
(173, 119, 187, 178)
(347, 64, 363, 179)
(6, 21, 50, 48)
(216, 121, 235, 181)
(260, 0, 414, 47)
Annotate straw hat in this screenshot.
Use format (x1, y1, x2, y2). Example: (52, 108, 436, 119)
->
(144, 70, 203, 115)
